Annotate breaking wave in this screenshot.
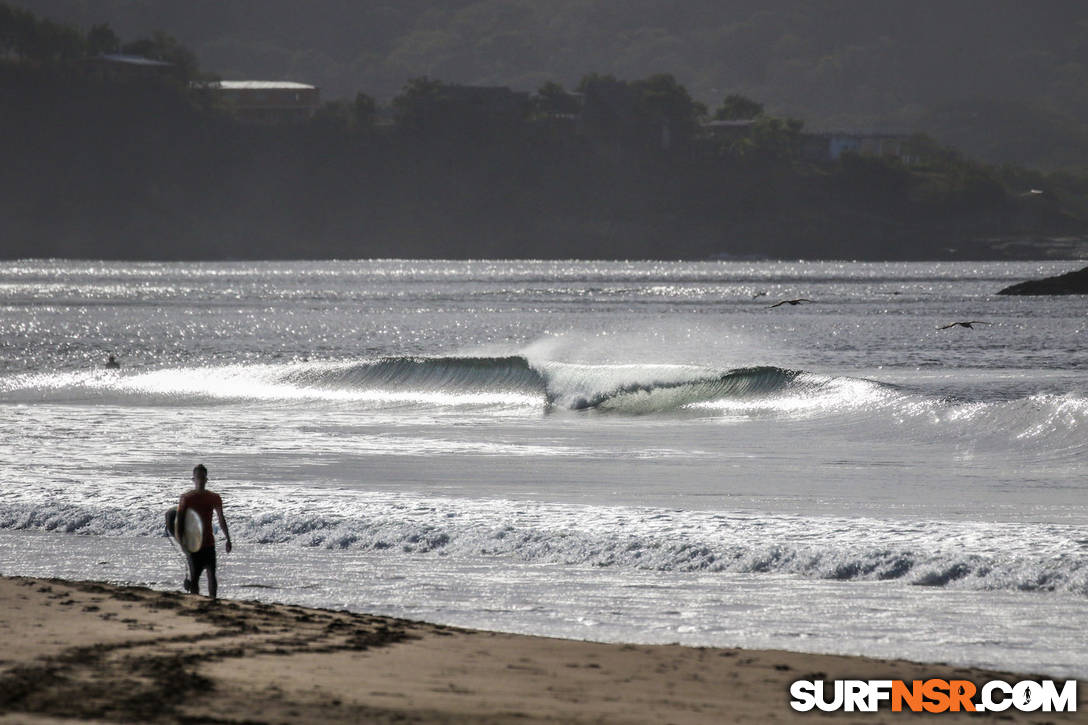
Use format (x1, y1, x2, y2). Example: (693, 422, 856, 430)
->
(1, 356, 1085, 446)
(0, 355, 839, 414)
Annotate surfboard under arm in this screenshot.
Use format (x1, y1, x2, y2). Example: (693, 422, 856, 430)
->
(166, 506, 204, 553)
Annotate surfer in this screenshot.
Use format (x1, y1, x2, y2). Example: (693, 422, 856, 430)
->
(170, 464, 232, 599)
(105, 354, 120, 369)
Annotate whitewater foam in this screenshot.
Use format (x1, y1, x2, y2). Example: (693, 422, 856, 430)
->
(2, 259, 1086, 679)
(3, 358, 1086, 453)
(1, 493, 1084, 596)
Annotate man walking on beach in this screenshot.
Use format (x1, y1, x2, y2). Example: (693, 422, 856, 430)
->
(171, 464, 232, 599)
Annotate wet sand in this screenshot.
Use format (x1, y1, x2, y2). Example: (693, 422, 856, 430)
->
(0, 575, 1083, 723)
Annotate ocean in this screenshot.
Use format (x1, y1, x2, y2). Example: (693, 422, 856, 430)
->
(0, 259, 1084, 678)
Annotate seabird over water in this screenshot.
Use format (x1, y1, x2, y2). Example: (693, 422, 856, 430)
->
(767, 298, 813, 308)
(937, 321, 990, 330)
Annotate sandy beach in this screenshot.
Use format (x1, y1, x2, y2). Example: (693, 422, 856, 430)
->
(0, 576, 1082, 724)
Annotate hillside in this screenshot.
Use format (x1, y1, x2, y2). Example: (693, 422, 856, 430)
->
(2, 2, 1086, 261)
(14, 0, 1088, 171)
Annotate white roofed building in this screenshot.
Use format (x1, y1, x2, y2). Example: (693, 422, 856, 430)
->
(204, 80, 320, 122)
(85, 53, 175, 82)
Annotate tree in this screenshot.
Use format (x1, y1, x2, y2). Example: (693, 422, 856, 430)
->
(354, 92, 377, 128)
(714, 94, 764, 121)
(391, 76, 445, 131)
(0, 4, 23, 56)
(312, 100, 355, 131)
(630, 73, 706, 146)
(534, 81, 580, 116)
(576, 72, 619, 93)
(86, 23, 120, 56)
(121, 31, 198, 80)
(314, 92, 379, 132)
(747, 116, 805, 160)
(0, 5, 84, 63)
(632, 74, 706, 122)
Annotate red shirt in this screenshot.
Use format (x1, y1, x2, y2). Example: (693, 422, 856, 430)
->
(178, 489, 222, 551)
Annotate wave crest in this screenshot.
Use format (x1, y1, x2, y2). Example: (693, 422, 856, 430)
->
(2, 358, 1085, 442)
(0, 356, 828, 413)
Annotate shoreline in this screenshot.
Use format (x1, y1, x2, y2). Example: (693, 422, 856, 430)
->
(0, 575, 1083, 723)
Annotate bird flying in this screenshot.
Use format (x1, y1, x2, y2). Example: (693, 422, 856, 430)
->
(937, 321, 990, 330)
(768, 298, 813, 308)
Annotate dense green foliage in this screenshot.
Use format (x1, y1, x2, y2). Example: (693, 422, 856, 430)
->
(13, 0, 1088, 170)
(1, 2, 1085, 260)
(1, 4, 193, 74)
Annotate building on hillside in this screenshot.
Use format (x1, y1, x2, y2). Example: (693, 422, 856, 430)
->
(533, 89, 583, 119)
(701, 119, 758, 143)
(84, 53, 174, 82)
(204, 81, 320, 122)
(803, 131, 914, 163)
(525, 89, 582, 142)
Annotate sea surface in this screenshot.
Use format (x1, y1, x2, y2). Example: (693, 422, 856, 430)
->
(0, 259, 1084, 677)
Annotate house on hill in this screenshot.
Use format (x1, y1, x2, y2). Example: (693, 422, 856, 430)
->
(701, 119, 757, 143)
(203, 81, 320, 122)
(803, 130, 914, 163)
(84, 53, 174, 82)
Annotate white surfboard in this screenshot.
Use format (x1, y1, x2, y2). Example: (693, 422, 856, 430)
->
(176, 508, 204, 553)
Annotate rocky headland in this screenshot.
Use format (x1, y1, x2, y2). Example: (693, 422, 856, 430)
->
(997, 265, 1088, 295)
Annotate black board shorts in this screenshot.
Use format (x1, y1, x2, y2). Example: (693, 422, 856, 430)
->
(165, 507, 216, 573)
(190, 546, 216, 576)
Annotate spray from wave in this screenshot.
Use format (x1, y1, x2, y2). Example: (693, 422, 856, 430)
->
(0, 355, 864, 412)
(1, 356, 1085, 448)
